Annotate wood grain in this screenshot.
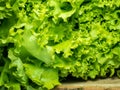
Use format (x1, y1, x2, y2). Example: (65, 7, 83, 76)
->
(53, 78, 120, 90)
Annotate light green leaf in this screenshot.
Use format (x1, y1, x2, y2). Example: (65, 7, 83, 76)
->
(24, 64, 60, 89)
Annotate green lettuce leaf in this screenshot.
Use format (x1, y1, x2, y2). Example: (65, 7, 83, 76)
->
(24, 63, 60, 89)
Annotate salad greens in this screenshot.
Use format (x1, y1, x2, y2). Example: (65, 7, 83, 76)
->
(0, 0, 120, 89)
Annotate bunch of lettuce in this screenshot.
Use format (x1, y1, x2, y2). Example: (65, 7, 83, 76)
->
(0, 0, 120, 89)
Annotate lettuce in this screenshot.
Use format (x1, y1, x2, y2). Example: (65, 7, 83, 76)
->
(0, 0, 120, 89)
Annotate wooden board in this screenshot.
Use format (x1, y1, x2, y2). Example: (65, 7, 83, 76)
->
(53, 78, 120, 90)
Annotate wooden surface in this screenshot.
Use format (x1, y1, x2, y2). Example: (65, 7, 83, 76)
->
(53, 78, 120, 90)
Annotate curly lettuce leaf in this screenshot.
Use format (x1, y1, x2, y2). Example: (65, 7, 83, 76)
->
(24, 63, 60, 89)
(22, 29, 54, 64)
(8, 49, 28, 85)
